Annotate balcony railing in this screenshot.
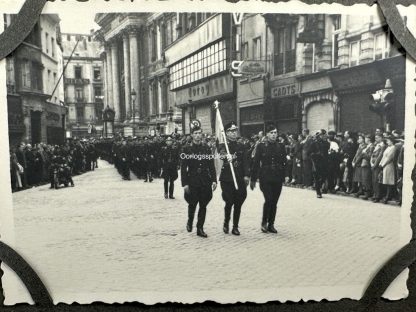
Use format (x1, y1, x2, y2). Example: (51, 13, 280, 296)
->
(64, 78, 90, 85)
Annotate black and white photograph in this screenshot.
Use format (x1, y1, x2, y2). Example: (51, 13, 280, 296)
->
(0, 0, 414, 305)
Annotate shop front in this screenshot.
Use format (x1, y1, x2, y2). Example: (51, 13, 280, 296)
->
(175, 74, 235, 134)
(269, 77, 302, 134)
(298, 72, 338, 134)
(7, 94, 25, 147)
(328, 55, 405, 133)
(45, 101, 66, 145)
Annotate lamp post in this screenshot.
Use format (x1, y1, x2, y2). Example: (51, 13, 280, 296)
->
(131, 88, 137, 136)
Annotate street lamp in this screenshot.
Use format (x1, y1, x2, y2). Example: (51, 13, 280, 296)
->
(131, 88, 137, 136)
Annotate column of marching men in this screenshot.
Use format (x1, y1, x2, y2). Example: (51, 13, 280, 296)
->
(10, 121, 404, 238)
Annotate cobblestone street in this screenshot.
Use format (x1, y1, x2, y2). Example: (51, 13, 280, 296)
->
(5, 159, 402, 304)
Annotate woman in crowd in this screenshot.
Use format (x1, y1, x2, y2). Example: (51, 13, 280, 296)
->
(379, 136, 397, 204)
(360, 134, 375, 200)
(352, 134, 366, 197)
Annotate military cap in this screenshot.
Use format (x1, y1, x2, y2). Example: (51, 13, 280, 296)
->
(224, 121, 238, 132)
(190, 119, 202, 133)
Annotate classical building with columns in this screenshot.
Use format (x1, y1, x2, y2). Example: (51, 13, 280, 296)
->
(94, 13, 182, 137)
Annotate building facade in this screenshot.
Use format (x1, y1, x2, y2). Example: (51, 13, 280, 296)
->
(164, 13, 236, 135)
(6, 14, 66, 147)
(62, 32, 104, 138)
(94, 13, 182, 137)
(237, 13, 405, 136)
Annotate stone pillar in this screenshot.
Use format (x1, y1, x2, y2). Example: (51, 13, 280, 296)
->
(317, 39, 333, 71)
(360, 24, 375, 64)
(105, 45, 113, 110)
(129, 30, 140, 120)
(158, 78, 162, 115)
(111, 40, 121, 122)
(123, 34, 131, 120)
(337, 31, 349, 69)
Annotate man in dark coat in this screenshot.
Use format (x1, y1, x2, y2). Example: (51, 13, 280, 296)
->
(119, 139, 131, 180)
(181, 120, 217, 238)
(218, 121, 250, 236)
(310, 130, 330, 198)
(301, 129, 314, 187)
(161, 136, 180, 199)
(250, 123, 287, 234)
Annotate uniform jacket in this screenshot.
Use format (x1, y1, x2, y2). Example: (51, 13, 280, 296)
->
(250, 138, 287, 184)
(218, 140, 250, 183)
(161, 145, 180, 170)
(181, 142, 217, 187)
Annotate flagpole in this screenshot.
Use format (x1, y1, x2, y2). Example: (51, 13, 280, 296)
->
(214, 100, 238, 190)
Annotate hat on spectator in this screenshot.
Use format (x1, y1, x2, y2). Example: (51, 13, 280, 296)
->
(328, 130, 336, 136)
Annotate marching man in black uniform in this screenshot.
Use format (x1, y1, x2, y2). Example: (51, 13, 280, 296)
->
(250, 124, 287, 234)
(218, 122, 250, 236)
(161, 136, 180, 199)
(181, 120, 217, 238)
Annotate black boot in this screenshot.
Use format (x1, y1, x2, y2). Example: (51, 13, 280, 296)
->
(267, 224, 278, 234)
(261, 222, 268, 233)
(223, 222, 229, 234)
(197, 228, 208, 238)
(231, 227, 240, 236)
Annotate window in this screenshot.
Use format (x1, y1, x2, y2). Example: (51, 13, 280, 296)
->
(76, 105, 84, 122)
(6, 57, 15, 86)
(93, 68, 101, 80)
(274, 25, 297, 75)
(151, 28, 157, 62)
(74, 66, 82, 79)
(21, 60, 31, 88)
(333, 15, 341, 31)
(45, 32, 49, 54)
(169, 39, 227, 90)
(53, 72, 57, 84)
(349, 40, 360, 66)
(332, 33, 339, 67)
(242, 42, 249, 60)
(75, 88, 83, 101)
(51, 37, 55, 57)
(94, 86, 102, 99)
(253, 37, 261, 60)
(374, 32, 391, 60)
(67, 34, 71, 41)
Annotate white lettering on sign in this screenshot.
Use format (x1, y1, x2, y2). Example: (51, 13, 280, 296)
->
(230, 61, 243, 77)
(271, 84, 298, 98)
(232, 13, 244, 25)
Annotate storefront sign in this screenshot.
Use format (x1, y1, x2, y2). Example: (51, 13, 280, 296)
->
(271, 83, 298, 98)
(175, 75, 233, 105)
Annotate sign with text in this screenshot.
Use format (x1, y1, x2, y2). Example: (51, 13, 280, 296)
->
(175, 75, 233, 105)
(271, 83, 299, 98)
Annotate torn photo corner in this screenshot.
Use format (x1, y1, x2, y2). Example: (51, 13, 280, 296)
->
(0, 0, 415, 305)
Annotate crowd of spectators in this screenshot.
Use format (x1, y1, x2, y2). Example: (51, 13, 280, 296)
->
(278, 128, 404, 205)
(9, 139, 98, 192)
